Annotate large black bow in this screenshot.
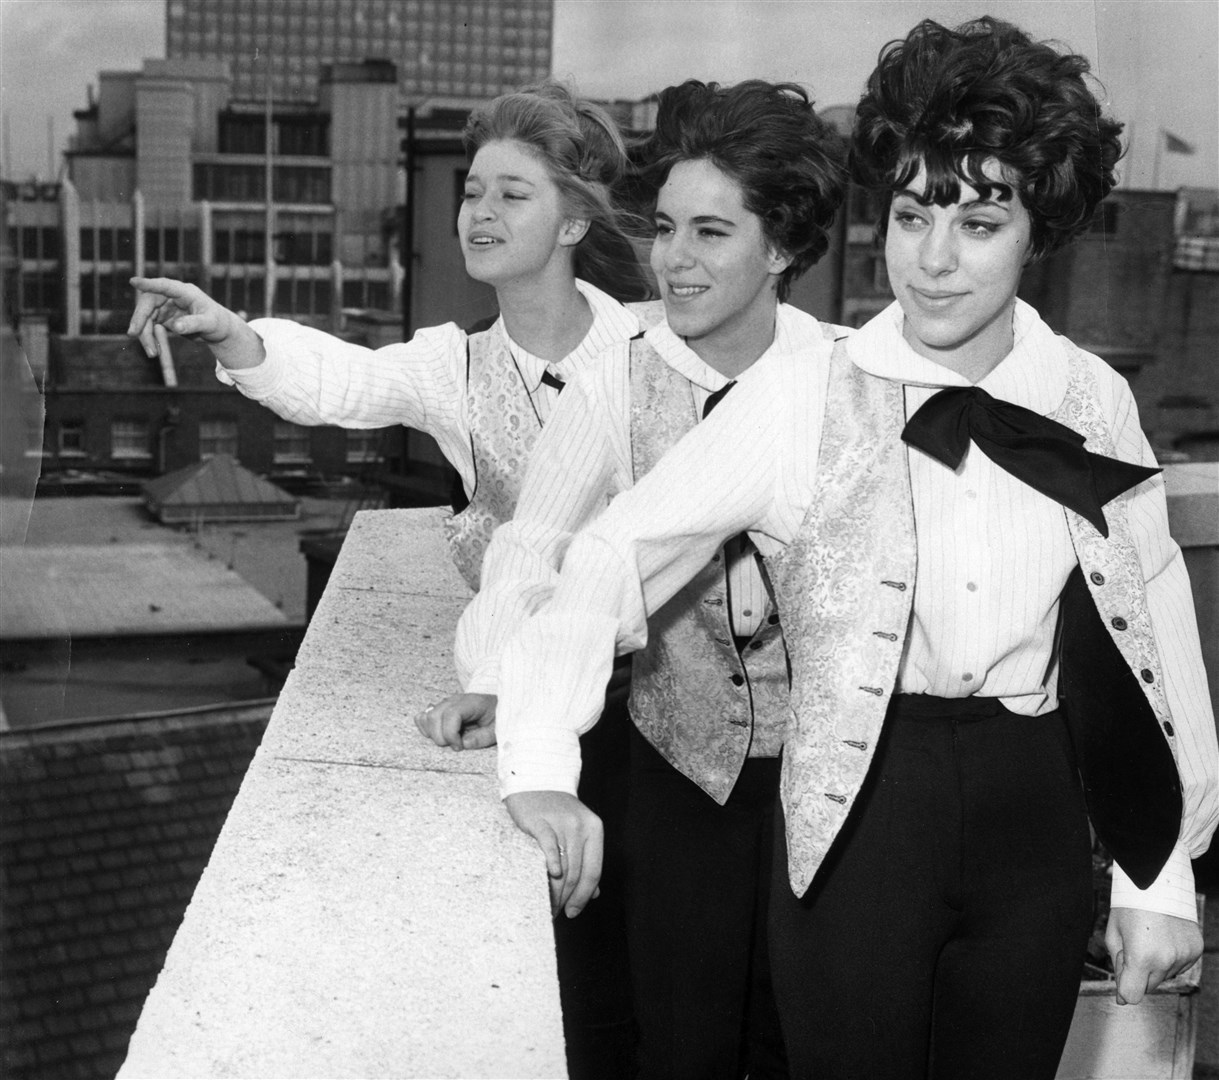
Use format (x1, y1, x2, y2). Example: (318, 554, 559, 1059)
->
(901, 386, 1160, 537)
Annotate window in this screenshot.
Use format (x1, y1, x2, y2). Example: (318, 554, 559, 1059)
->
(214, 229, 266, 265)
(273, 421, 310, 463)
(111, 419, 151, 460)
(22, 270, 62, 313)
(199, 418, 239, 459)
(346, 429, 384, 464)
(59, 420, 86, 456)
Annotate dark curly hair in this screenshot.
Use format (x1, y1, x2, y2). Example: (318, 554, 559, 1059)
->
(851, 17, 1125, 260)
(634, 80, 847, 302)
(464, 82, 653, 303)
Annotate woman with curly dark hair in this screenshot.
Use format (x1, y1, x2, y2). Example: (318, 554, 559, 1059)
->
(424, 78, 846, 1079)
(482, 19, 1217, 1080)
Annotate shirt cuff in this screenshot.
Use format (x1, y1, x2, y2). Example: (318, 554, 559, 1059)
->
(1110, 842, 1198, 922)
(464, 660, 499, 696)
(214, 319, 288, 397)
(497, 727, 582, 798)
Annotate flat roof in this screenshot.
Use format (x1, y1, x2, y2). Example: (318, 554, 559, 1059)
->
(1, 543, 290, 639)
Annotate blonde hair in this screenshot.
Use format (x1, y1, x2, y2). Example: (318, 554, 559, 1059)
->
(464, 82, 652, 302)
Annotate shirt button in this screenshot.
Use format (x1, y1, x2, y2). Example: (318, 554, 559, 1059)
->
(1090, 571, 1106, 586)
(1111, 617, 1128, 631)
(730, 674, 745, 687)
(742, 608, 752, 618)
(966, 582, 978, 592)
(965, 489, 978, 500)
(1141, 668, 1155, 684)
(962, 673, 974, 683)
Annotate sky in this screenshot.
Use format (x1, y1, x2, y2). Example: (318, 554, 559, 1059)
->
(1, 0, 1216, 191)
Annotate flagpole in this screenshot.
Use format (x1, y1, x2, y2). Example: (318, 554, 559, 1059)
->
(1152, 127, 1164, 191)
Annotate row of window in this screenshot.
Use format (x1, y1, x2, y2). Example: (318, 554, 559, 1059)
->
(206, 276, 390, 318)
(15, 269, 391, 326)
(13, 226, 351, 270)
(193, 163, 332, 205)
(53, 418, 385, 466)
(219, 113, 330, 158)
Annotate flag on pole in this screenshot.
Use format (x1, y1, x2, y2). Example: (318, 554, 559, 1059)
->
(1163, 130, 1196, 155)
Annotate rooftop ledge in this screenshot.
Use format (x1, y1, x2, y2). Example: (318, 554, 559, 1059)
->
(118, 507, 566, 1080)
(118, 463, 1218, 1079)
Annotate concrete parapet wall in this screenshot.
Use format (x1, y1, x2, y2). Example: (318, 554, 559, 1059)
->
(118, 508, 567, 1080)
(118, 468, 1217, 1079)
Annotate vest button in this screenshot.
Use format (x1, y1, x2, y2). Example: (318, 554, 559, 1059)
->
(768, 614, 779, 625)
(1163, 721, 1175, 737)
(1090, 571, 1106, 586)
(1141, 668, 1155, 683)
(1111, 616, 1128, 631)
(730, 673, 745, 687)
(749, 640, 763, 650)
(711, 554, 721, 563)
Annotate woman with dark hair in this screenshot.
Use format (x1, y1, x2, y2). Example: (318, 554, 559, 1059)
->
(422, 79, 846, 1079)
(127, 81, 657, 1080)
(481, 20, 1217, 1080)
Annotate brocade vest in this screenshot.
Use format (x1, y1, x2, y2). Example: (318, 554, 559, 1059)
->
(765, 340, 1183, 897)
(627, 337, 789, 804)
(444, 301, 666, 590)
(444, 324, 539, 591)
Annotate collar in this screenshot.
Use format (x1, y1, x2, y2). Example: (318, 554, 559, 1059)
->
(642, 303, 831, 393)
(844, 298, 1070, 415)
(501, 279, 639, 392)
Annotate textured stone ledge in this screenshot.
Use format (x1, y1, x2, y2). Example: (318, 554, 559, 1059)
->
(118, 508, 567, 1080)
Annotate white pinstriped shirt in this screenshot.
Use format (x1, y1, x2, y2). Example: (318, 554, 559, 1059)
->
(215, 279, 641, 498)
(495, 299, 1217, 920)
(456, 303, 833, 692)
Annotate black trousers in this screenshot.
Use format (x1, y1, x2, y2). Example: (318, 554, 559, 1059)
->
(553, 668, 636, 1080)
(769, 695, 1094, 1080)
(624, 723, 787, 1080)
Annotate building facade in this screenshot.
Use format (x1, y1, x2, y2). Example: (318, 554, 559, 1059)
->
(166, 0, 552, 105)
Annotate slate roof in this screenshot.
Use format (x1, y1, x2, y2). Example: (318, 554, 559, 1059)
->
(142, 454, 299, 523)
(0, 704, 271, 1080)
(1, 543, 290, 639)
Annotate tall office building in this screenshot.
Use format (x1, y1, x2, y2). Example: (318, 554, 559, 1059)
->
(166, 0, 553, 104)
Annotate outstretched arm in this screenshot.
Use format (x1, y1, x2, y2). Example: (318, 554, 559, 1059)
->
(133, 278, 475, 469)
(128, 276, 264, 369)
(495, 350, 810, 799)
(455, 359, 629, 693)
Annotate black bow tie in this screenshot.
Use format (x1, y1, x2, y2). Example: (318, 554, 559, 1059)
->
(901, 386, 1160, 537)
(540, 369, 565, 392)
